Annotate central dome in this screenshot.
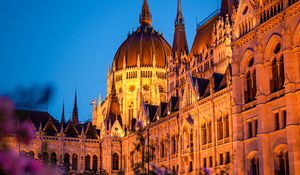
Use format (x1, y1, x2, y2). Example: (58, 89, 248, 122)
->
(114, 26, 171, 70)
(113, 0, 171, 71)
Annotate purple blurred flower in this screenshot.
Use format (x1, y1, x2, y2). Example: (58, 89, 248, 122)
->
(0, 150, 17, 171)
(0, 150, 47, 175)
(151, 164, 168, 175)
(204, 167, 211, 175)
(0, 96, 15, 133)
(16, 122, 36, 145)
(0, 96, 14, 115)
(137, 120, 143, 128)
(24, 159, 44, 174)
(0, 150, 27, 175)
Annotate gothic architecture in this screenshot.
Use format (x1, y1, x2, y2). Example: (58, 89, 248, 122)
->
(2, 0, 300, 174)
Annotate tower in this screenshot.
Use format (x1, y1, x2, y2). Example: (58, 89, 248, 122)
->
(172, 0, 189, 61)
(72, 91, 79, 125)
(103, 0, 171, 128)
(60, 102, 65, 124)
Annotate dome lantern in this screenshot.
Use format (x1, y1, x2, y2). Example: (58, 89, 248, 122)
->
(139, 0, 152, 26)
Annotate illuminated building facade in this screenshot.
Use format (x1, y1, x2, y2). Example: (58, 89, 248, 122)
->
(95, 0, 300, 174)
(2, 0, 300, 174)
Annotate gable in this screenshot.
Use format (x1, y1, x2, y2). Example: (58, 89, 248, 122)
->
(233, 0, 257, 39)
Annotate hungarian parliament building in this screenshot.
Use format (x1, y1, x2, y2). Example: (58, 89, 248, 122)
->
(3, 0, 300, 174)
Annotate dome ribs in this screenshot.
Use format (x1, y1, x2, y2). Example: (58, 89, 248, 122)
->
(113, 27, 171, 70)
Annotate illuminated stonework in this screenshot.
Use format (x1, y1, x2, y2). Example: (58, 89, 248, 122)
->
(96, 0, 300, 174)
(2, 0, 299, 175)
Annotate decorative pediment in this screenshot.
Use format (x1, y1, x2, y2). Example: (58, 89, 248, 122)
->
(180, 72, 198, 108)
(233, 0, 257, 39)
(85, 122, 99, 139)
(43, 117, 58, 136)
(64, 121, 79, 138)
(110, 119, 124, 137)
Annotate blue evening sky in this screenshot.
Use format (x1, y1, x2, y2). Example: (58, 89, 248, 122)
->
(0, 0, 219, 122)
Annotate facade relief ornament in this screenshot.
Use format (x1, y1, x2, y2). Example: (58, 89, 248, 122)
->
(282, 24, 293, 49)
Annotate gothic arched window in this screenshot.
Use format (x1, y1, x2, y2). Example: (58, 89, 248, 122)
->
(28, 151, 34, 159)
(270, 43, 285, 93)
(183, 130, 189, 148)
(224, 115, 229, 138)
(92, 155, 98, 171)
(245, 69, 257, 103)
(217, 117, 223, 140)
(275, 151, 289, 175)
(201, 124, 207, 145)
(278, 56, 285, 89)
(252, 70, 257, 98)
(160, 141, 165, 158)
(112, 153, 119, 170)
(72, 154, 78, 170)
(171, 136, 176, 154)
(190, 129, 194, 148)
(249, 157, 259, 175)
(208, 122, 212, 143)
(50, 152, 57, 166)
(42, 152, 49, 165)
(85, 155, 91, 171)
(271, 59, 279, 92)
(64, 153, 70, 167)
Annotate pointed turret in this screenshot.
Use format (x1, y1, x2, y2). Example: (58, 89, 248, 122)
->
(72, 91, 79, 125)
(92, 98, 97, 125)
(38, 122, 43, 133)
(220, 0, 238, 18)
(139, 0, 152, 26)
(172, 0, 188, 60)
(176, 0, 183, 25)
(97, 94, 102, 110)
(60, 124, 64, 136)
(61, 102, 65, 124)
(81, 125, 85, 138)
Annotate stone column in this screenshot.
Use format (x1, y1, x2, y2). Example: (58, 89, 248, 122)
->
(231, 57, 246, 174)
(232, 111, 245, 175)
(256, 97, 271, 175)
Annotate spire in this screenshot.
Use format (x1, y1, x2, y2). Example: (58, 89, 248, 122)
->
(72, 90, 79, 125)
(175, 0, 183, 26)
(139, 0, 152, 26)
(172, 0, 188, 60)
(61, 102, 65, 124)
(97, 94, 102, 110)
(60, 124, 64, 136)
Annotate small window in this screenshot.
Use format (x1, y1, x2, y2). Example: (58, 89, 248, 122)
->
(209, 156, 213, 167)
(282, 110, 287, 128)
(274, 113, 280, 131)
(248, 121, 253, 138)
(242, 6, 248, 15)
(112, 153, 119, 170)
(220, 153, 224, 165)
(253, 119, 258, 137)
(225, 152, 230, 164)
(274, 43, 281, 54)
(188, 161, 193, 172)
(248, 57, 254, 67)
